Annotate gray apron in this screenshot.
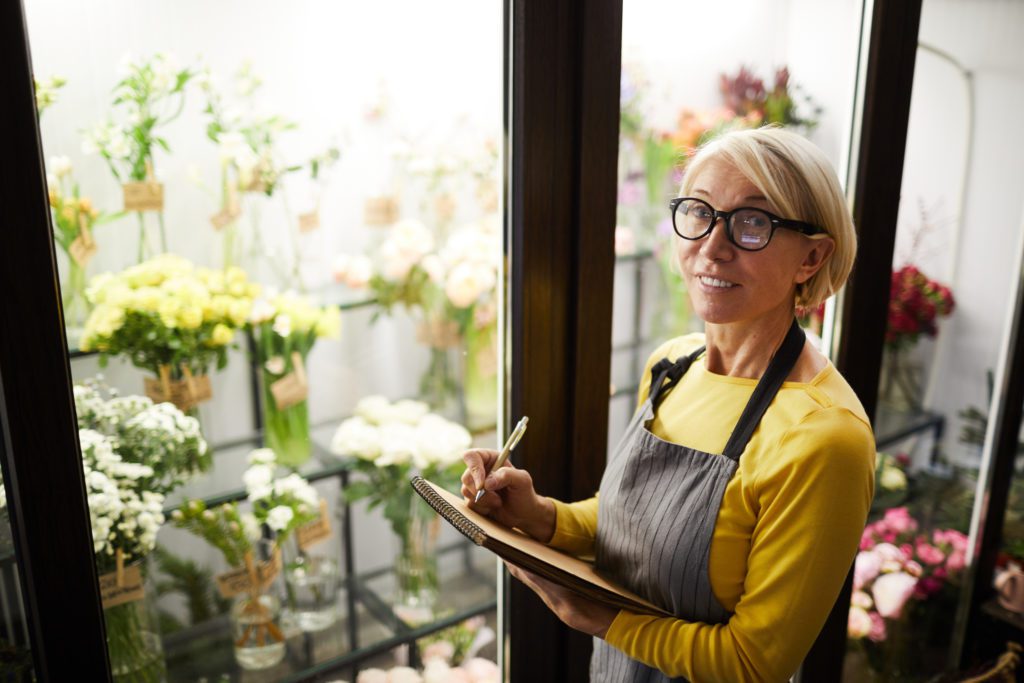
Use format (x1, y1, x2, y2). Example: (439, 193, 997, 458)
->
(591, 320, 805, 682)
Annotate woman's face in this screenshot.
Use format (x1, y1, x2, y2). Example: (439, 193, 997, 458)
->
(676, 158, 834, 327)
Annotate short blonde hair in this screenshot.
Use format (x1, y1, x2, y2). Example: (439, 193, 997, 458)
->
(679, 126, 856, 308)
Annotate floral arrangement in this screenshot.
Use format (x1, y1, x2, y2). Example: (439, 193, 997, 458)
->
(886, 265, 955, 350)
(34, 75, 66, 118)
(718, 66, 821, 131)
(848, 507, 968, 674)
(80, 255, 259, 409)
(201, 62, 298, 198)
(331, 396, 471, 611)
(347, 656, 500, 683)
(333, 217, 498, 332)
(84, 53, 194, 185)
(249, 292, 340, 466)
(330, 395, 470, 527)
(420, 616, 496, 668)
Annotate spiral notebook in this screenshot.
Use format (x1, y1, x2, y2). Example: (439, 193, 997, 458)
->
(411, 476, 671, 617)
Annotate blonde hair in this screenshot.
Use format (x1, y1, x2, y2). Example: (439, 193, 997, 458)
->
(679, 126, 857, 308)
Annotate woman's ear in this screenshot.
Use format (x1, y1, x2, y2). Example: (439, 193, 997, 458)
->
(795, 237, 835, 284)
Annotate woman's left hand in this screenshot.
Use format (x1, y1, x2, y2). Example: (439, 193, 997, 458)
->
(504, 561, 618, 639)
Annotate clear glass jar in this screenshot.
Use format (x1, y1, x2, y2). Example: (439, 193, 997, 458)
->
(283, 552, 340, 632)
(231, 592, 286, 670)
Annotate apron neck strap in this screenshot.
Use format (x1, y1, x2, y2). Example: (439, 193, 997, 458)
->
(721, 318, 806, 461)
(649, 345, 706, 410)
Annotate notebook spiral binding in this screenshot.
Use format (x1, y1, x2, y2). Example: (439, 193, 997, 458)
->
(411, 476, 487, 546)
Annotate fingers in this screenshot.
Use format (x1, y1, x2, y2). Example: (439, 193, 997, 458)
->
(461, 449, 498, 491)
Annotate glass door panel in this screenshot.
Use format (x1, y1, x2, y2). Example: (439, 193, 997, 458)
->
(21, 1, 504, 680)
(843, 0, 1024, 679)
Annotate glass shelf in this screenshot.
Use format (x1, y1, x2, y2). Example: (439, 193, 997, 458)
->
(162, 543, 497, 682)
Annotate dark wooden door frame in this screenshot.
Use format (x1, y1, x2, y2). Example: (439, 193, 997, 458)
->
(800, 0, 924, 680)
(507, 0, 623, 680)
(0, 0, 113, 680)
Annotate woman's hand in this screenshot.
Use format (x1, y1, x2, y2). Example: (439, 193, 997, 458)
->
(461, 448, 556, 542)
(505, 562, 618, 638)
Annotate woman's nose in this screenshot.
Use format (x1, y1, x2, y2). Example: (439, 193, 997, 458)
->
(699, 217, 735, 260)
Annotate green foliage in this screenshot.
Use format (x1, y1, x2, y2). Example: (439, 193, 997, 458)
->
(152, 545, 230, 632)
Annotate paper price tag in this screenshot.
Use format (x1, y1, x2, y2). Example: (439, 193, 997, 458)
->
(296, 500, 332, 550)
(122, 181, 165, 212)
(69, 235, 98, 267)
(364, 195, 399, 227)
(215, 551, 282, 599)
(298, 210, 320, 233)
(99, 563, 145, 609)
(270, 352, 308, 410)
(144, 373, 213, 412)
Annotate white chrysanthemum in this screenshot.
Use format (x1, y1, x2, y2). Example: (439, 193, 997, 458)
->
(248, 448, 277, 466)
(244, 464, 275, 502)
(266, 505, 294, 532)
(240, 513, 261, 543)
(274, 473, 319, 510)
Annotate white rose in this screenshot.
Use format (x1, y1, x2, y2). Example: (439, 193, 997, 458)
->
(445, 262, 496, 308)
(419, 255, 446, 285)
(266, 505, 295, 532)
(330, 417, 381, 461)
(389, 399, 429, 425)
(376, 424, 418, 467)
(880, 466, 907, 491)
(355, 395, 392, 424)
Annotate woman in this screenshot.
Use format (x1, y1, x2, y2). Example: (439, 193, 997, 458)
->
(462, 127, 875, 682)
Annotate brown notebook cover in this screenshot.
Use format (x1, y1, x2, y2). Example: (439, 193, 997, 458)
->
(411, 476, 671, 617)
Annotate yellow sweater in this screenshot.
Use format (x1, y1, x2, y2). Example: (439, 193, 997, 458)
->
(548, 334, 875, 682)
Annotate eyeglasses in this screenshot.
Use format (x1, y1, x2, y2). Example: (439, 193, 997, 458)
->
(669, 197, 826, 252)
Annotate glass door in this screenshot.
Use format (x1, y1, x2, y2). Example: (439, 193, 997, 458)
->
(4, 1, 507, 680)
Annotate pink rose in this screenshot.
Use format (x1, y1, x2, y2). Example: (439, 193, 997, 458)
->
(854, 552, 882, 591)
(884, 507, 918, 534)
(848, 606, 873, 639)
(873, 571, 918, 618)
(899, 544, 915, 561)
(868, 612, 887, 642)
(916, 543, 946, 566)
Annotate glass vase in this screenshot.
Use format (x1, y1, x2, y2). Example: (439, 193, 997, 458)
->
(231, 591, 286, 670)
(61, 256, 89, 341)
(102, 565, 166, 683)
(261, 367, 311, 468)
(420, 343, 460, 420)
(462, 323, 499, 433)
(879, 347, 923, 413)
(282, 545, 340, 632)
(393, 496, 440, 624)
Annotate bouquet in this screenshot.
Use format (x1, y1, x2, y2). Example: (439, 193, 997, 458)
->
(74, 380, 210, 486)
(848, 507, 968, 677)
(886, 265, 955, 350)
(83, 53, 195, 259)
(333, 218, 499, 418)
(330, 396, 471, 612)
(46, 156, 120, 330)
(80, 254, 259, 412)
(72, 380, 206, 683)
(249, 292, 341, 467)
(171, 448, 319, 669)
(34, 74, 66, 118)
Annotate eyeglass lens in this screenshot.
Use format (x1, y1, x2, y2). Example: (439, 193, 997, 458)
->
(675, 199, 773, 249)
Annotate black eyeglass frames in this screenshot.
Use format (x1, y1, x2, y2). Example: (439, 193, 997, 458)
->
(669, 197, 826, 252)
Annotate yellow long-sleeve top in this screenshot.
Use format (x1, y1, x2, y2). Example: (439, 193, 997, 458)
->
(548, 334, 875, 682)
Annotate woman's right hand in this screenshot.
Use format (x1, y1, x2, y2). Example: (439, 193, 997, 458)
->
(461, 448, 556, 542)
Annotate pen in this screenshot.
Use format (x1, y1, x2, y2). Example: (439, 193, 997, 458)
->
(474, 416, 529, 503)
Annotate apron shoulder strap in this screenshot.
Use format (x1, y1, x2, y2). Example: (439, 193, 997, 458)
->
(649, 345, 706, 410)
(722, 319, 806, 461)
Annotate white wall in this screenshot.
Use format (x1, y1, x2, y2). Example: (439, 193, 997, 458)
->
(897, 0, 1024, 466)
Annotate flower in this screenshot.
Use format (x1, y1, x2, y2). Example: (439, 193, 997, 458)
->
(886, 265, 955, 349)
(872, 571, 917, 618)
(266, 505, 295, 531)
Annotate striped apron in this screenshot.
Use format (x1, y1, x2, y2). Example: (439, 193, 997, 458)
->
(590, 320, 805, 682)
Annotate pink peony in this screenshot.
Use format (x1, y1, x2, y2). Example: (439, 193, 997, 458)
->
(884, 507, 918, 534)
(873, 543, 905, 564)
(848, 606, 873, 639)
(873, 571, 918, 618)
(854, 551, 882, 590)
(916, 543, 946, 566)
